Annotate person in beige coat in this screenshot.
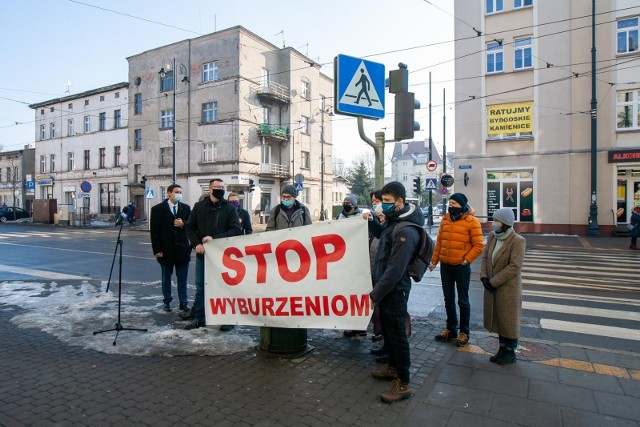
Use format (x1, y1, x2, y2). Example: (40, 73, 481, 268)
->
(480, 208, 526, 365)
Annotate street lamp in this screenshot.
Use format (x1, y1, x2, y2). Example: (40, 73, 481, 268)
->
(319, 107, 333, 221)
(159, 59, 189, 184)
(290, 125, 304, 184)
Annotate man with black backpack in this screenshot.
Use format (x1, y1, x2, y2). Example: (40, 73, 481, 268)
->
(266, 184, 312, 230)
(368, 181, 423, 404)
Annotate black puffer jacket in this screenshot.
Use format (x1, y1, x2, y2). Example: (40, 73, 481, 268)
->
(186, 197, 242, 257)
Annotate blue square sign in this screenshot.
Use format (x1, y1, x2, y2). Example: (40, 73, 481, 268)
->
(334, 54, 385, 120)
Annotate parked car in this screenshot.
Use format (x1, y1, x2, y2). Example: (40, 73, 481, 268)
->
(0, 206, 32, 222)
(422, 204, 445, 216)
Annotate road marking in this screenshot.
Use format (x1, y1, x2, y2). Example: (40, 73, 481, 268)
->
(577, 236, 593, 249)
(523, 271, 637, 285)
(540, 318, 640, 341)
(522, 278, 638, 292)
(0, 241, 154, 260)
(524, 264, 638, 279)
(523, 301, 640, 322)
(523, 289, 640, 306)
(0, 264, 87, 280)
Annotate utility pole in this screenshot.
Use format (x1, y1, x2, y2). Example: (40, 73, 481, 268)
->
(587, 0, 600, 236)
(442, 88, 447, 207)
(427, 72, 434, 226)
(320, 108, 326, 221)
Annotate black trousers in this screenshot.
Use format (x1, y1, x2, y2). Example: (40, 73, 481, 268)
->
(380, 289, 411, 384)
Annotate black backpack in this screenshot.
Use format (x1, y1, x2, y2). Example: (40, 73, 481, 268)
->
(392, 222, 434, 282)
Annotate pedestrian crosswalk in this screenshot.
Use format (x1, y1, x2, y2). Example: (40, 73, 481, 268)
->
(0, 229, 114, 240)
(521, 247, 640, 347)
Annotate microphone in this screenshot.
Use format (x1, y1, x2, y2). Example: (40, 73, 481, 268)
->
(115, 206, 129, 227)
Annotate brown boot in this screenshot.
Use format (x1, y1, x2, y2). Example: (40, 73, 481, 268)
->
(380, 379, 411, 403)
(371, 364, 398, 380)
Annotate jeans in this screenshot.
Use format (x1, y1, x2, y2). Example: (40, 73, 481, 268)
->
(440, 263, 471, 335)
(161, 263, 189, 305)
(380, 290, 411, 384)
(193, 256, 205, 323)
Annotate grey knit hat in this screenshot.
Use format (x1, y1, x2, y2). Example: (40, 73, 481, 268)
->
(281, 184, 297, 197)
(492, 208, 515, 227)
(343, 194, 358, 206)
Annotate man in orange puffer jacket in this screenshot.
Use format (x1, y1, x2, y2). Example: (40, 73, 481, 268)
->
(429, 193, 484, 347)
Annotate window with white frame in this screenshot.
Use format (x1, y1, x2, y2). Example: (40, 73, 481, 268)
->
(99, 112, 106, 131)
(40, 155, 45, 173)
(617, 18, 639, 55)
(202, 102, 217, 123)
(202, 61, 219, 82)
(67, 152, 74, 171)
(114, 146, 121, 167)
(487, 42, 504, 73)
(261, 145, 271, 164)
(160, 70, 174, 92)
(486, 0, 503, 14)
(84, 116, 91, 133)
(301, 80, 311, 100)
(160, 147, 173, 167)
(301, 151, 310, 169)
(160, 110, 174, 128)
(134, 129, 142, 150)
(134, 93, 142, 114)
(40, 124, 46, 140)
(262, 68, 270, 88)
(402, 173, 408, 182)
(84, 150, 90, 169)
(67, 119, 74, 136)
(514, 0, 532, 8)
(514, 37, 532, 70)
(50, 154, 55, 172)
(49, 122, 55, 138)
(99, 148, 106, 168)
(263, 107, 271, 124)
(202, 142, 217, 163)
(299, 188, 309, 204)
(617, 90, 640, 129)
(301, 116, 310, 134)
(114, 109, 121, 128)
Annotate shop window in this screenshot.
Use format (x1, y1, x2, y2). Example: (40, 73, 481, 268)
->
(486, 170, 534, 222)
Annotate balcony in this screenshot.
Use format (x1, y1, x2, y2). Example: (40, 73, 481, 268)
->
(257, 123, 289, 141)
(260, 163, 289, 177)
(256, 81, 290, 104)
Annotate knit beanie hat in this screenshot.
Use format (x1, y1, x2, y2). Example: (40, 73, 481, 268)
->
(281, 184, 297, 197)
(449, 192, 468, 208)
(492, 207, 515, 226)
(344, 194, 358, 206)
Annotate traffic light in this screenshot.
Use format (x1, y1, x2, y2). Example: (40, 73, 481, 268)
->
(390, 63, 421, 140)
(248, 178, 255, 193)
(413, 176, 421, 195)
(140, 175, 147, 189)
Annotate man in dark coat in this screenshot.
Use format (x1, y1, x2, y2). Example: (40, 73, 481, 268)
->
(184, 178, 242, 330)
(228, 192, 252, 235)
(150, 184, 192, 313)
(266, 184, 312, 230)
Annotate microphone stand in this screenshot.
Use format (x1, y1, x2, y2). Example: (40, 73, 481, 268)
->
(93, 220, 147, 345)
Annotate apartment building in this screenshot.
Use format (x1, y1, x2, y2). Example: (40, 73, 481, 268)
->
(454, 0, 640, 234)
(127, 26, 333, 221)
(29, 83, 129, 219)
(0, 146, 35, 210)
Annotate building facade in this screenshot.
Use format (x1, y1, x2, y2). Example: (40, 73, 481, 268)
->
(454, 0, 640, 234)
(127, 26, 333, 221)
(0, 146, 35, 210)
(29, 83, 129, 220)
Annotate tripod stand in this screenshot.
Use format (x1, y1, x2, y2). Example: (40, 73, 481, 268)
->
(93, 220, 147, 345)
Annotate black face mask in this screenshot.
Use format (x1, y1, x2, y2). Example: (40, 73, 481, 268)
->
(448, 206, 464, 220)
(343, 203, 353, 212)
(211, 189, 225, 200)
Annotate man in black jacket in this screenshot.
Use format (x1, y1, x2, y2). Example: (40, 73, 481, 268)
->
(228, 192, 252, 235)
(184, 178, 242, 330)
(150, 184, 191, 313)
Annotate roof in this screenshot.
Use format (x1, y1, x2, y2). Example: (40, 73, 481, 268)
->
(391, 140, 442, 163)
(29, 82, 129, 109)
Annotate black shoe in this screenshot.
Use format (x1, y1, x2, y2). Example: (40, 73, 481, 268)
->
(219, 325, 235, 332)
(376, 355, 389, 364)
(371, 334, 384, 342)
(371, 346, 387, 356)
(179, 303, 190, 311)
(343, 330, 367, 338)
(163, 303, 171, 312)
(495, 348, 517, 365)
(184, 321, 206, 330)
(490, 346, 506, 364)
(179, 306, 195, 320)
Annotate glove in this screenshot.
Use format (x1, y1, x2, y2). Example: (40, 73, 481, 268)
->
(481, 278, 494, 292)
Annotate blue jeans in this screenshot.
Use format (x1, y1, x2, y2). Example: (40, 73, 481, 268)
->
(161, 263, 189, 305)
(440, 263, 471, 335)
(380, 289, 411, 384)
(193, 256, 205, 323)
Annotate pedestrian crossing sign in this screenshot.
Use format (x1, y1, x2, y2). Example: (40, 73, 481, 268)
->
(335, 54, 385, 120)
(145, 189, 154, 200)
(425, 178, 437, 191)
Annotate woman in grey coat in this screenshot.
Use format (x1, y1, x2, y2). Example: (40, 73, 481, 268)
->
(480, 208, 526, 365)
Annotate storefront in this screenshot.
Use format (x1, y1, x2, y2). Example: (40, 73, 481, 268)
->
(486, 169, 535, 223)
(610, 149, 640, 226)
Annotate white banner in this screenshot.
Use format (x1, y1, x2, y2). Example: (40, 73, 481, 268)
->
(204, 218, 373, 329)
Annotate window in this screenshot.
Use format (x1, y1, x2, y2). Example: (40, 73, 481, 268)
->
(301, 80, 311, 100)
(202, 61, 219, 82)
(134, 129, 142, 150)
(133, 164, 141, 183)
(67, 152, 75, 171)
(114, 109, 121, 128)
(202, 142, 217, 163)
(299, 188, 309, 204)
(40, 124, 46, 140)
(100, 95, 105, 102)
(617, 90, 640, 129)
(99, 183, 120, 214)
(99, 112, 106, 131)
(514, 37, 532, 70)
(263, 107, 271, 124)
(99, 148, 106, 169)
(50, 154, 55, 172)
(67, 119, 74, 136)
(13, 167, 18, 182)
(49, 122, 55, 138)
(68, 103, 73, 110)
(486, 0, 503, 14)
(617, 18, 639, 55)
(160, 147, 173, 167)
(134, 93, 142, 114)
(261, 145, 271, 164)
(6, 167, 11, 181)
(114, 146, 121, 167)
(301, 151, 310, 169)
(40, 155, 45, 173)
(319, 95, 326, 111)
(115, 92, 120, 99)
(50, 107, 54, 112)
(262, 68, 270, 87)
(85, 99, 89, 106)
(84, 116, 91, 133)
(486, 170, 534, 222)
(40, 109, 44, 115)
(402, 173, 408, 182)
(487, 42, 504, 73)
(202, 102, 217, 123)
(84, 150, 90, 170)
(514, 0, 532, 8)
(301, 116, 310, 134)
(160, 110, 174, 128)
(160, 70, 174, 92)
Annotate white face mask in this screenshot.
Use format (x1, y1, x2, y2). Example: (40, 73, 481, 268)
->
(173, 194, 182, 203)
(373, 203, 384, 214)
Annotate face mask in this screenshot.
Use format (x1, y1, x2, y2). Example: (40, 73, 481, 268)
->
(492, 221, 504, 234)
(381, 202, 396, 215)
(373, 204, 383, 214)
(230, 200, 240, 208)
(282, 200, 294, 208)
(343, 203, 353, 212)
(173, 194, 182, 203)
(448, 206, 464, 216)
(211, 189, 225, 200)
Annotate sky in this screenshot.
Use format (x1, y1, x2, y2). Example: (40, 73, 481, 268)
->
(0, 0, 456, 167)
